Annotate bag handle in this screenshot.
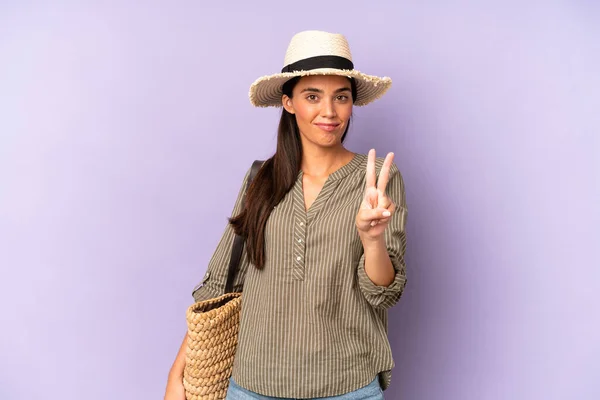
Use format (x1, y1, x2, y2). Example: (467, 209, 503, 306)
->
(224, 160, 263, 293)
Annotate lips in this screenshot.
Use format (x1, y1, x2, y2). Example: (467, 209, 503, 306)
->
(315, 123, 340, 132)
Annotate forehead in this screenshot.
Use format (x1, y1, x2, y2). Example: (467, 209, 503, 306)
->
(294, 75, 351, 90)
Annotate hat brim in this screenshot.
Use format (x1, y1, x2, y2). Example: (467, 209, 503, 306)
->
(248, 68, 392, 107)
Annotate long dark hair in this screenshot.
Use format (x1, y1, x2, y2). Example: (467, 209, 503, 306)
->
(229, 76, 358, 268)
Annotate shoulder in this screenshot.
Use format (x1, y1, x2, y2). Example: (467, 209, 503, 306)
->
(240, 159, 266, 184)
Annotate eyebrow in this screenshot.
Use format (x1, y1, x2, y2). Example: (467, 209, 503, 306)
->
(300, 87, 352, 94)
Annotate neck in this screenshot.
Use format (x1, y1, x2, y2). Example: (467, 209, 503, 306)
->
(301, 144, 354, 178)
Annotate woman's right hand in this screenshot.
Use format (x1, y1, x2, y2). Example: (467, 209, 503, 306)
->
(164, 375, 186, 400)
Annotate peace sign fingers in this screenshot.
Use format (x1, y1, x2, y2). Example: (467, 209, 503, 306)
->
(366, 149, 395, 193)
(357, 149, 397, 236)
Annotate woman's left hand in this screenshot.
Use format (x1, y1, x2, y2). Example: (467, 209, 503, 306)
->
(355, 149, 396, 241)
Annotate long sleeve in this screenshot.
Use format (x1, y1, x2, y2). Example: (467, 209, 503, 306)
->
(356, 163, 408, 309)
(191, 168, 251, 303)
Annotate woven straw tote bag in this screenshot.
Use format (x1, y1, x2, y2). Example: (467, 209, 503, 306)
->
(183, 160, 262, 400)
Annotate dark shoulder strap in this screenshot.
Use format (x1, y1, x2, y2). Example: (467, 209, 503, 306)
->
(224, 160, 264, 293)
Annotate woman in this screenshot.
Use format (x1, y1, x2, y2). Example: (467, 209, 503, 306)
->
(165, 30, 408, 400)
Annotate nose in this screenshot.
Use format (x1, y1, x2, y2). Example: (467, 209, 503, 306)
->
(321, 98, 336, 118)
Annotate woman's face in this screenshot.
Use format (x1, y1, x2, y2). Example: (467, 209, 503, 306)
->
(282, 75, 353, 150)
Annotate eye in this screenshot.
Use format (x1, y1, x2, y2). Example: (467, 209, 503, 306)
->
(336, 95, 350, 102)
(306, 94, 318, 102)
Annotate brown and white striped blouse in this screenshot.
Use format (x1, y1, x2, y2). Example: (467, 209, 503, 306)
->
(192, 153, 408, 398)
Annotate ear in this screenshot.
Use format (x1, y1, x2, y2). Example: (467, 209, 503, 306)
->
(282, 95, 295, 114)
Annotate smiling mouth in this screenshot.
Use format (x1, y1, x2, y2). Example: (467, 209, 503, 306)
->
(315, 123, 340, 132)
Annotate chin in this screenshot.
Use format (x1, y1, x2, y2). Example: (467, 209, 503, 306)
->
(319, 138, 343, 148)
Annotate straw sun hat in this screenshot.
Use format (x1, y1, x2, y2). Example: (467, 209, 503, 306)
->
(249, 30, 392, 107)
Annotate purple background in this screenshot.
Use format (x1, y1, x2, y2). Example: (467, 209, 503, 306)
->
(1, 1, 599, 399)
